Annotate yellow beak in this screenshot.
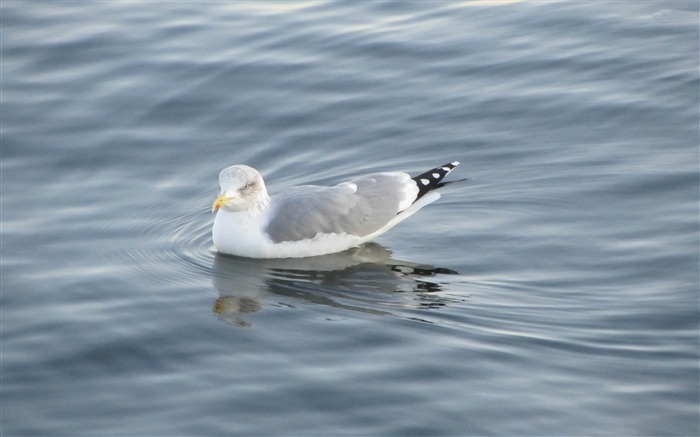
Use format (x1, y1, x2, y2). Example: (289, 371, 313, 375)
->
(212, 194, 232, 212)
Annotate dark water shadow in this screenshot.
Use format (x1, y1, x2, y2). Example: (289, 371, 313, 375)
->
(211, 242, 459, 327)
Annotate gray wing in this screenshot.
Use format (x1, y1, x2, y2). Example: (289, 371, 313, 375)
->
(264, 172, 419, 243)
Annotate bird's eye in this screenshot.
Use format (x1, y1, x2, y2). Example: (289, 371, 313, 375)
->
(243, 183, 251, 191)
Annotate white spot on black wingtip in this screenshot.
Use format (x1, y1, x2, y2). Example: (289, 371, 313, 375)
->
(410, 160, 461, 202)
(441, 161, 459, 173)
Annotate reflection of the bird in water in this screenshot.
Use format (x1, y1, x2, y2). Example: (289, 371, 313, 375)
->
(211, 242, 459, 327)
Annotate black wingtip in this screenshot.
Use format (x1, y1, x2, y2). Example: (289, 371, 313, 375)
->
(411, 161, 460, 200)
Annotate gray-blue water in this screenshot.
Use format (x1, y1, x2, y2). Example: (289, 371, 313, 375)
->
(2, 1, 698, 436)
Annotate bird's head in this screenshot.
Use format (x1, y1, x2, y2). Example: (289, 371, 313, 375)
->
(212, 165, 270, 213)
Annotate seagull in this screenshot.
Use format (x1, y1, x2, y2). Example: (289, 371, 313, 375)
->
(211, 161, 460, 258)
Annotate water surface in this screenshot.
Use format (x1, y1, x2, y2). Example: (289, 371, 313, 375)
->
(2, 1, 698, 436)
